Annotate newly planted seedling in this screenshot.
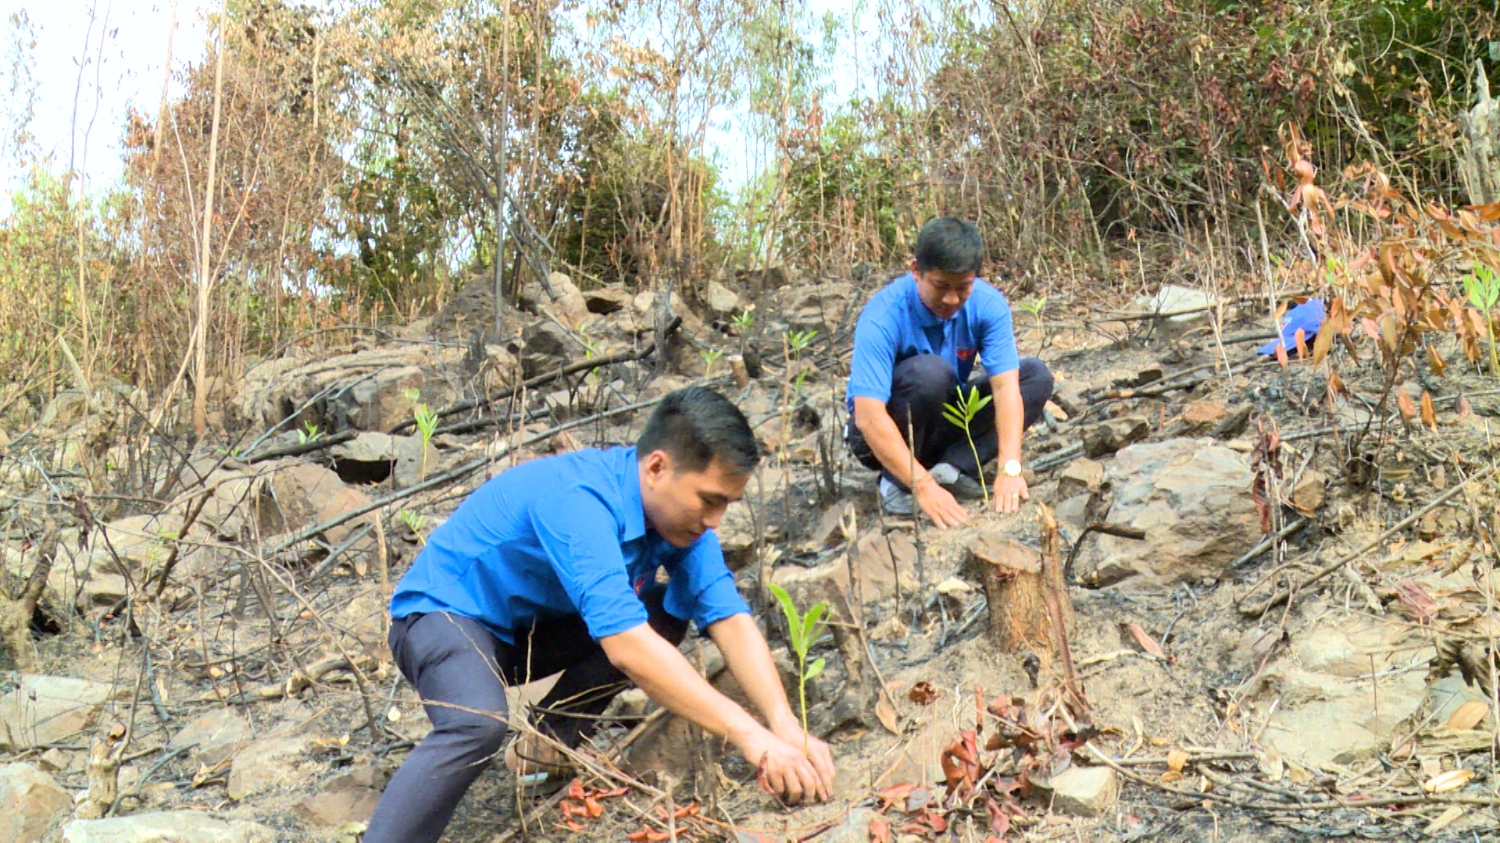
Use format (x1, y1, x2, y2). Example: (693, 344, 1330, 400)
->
(408, 389, 439, 481)
(786, 329, 816, 359)
(942, 385, 993, 508)
(700, 347, 723, 377)
(297, 420, 322, 445)
(1017, 296, 1047, 329)
(767, 582, 828, 750)
(731, 310, 755, 333)
(399, 509, 427, 544)
(1465, 264, 1500, 376)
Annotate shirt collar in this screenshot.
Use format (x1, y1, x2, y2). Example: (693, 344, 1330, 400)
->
(904, 272, 947, 327)
(619, 446, 648, 541)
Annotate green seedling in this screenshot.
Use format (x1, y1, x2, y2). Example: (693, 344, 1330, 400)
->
(786, 329, 817, 359)
(297, 421, 322, 445)
(767, 582, 828, 750)
(700, 347, 723, 377)
(942, 384, 994, 508)
(398, 509, 427, 544)
(1017, 297, 1048, 329)
(731, 310, 755, 333)
(411, 395, 439, 481)
(1466, 264, 1500, 376)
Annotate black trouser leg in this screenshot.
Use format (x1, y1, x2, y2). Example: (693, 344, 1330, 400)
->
(516, 583, 688, 749)
(364, 613, 513, 843)
(848, 354, 1055, 483)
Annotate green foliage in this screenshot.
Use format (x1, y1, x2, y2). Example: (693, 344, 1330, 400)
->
(699, 347, 723, 376)
(767, 582, 828, 746)
(731, 310, 754, 333)
(398, 509, 427, 544)
(297, 420, 322, 445)
(786, 329, 816, 358)
(943, 385, 993, 508)
(1017, 297, 1048, 327)
(1466, 264, 1500, 376)
(410, 390, 439, 480)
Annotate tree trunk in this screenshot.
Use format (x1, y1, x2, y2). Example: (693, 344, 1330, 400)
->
(1460, 60, 1500, 206)
(967, 515, 1075, 671)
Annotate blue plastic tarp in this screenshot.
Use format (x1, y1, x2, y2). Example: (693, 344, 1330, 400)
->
(1258, 298, 1325, 356)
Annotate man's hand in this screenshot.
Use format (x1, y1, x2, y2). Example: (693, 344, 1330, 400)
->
(915, 476, 968, 528)
(734, 724, 832, 804)
(993, 473, 1029, 514)
(770, 719, 836, 797)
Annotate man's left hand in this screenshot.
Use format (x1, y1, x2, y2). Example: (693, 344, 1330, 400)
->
(770, 720, 836, 796)
(994, 473, 1029, 514)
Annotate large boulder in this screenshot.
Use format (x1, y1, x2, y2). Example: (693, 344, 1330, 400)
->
(170, 708, 254, 767)
(61, 812, 274, 842)
(336, 365, 425, 433)
(0, 676, 125, 751)
(257, 460, 372, 545)
(1075, 438, 1258, 588)
(0, 763, 71, 842)
(520, 321, 574, 378)
(227, 733, 320, 800)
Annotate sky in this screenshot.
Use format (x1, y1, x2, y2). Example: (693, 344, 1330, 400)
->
(0, 0, 886, 212)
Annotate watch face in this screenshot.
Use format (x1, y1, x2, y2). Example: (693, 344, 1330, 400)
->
(1004, 460, 1022, 477)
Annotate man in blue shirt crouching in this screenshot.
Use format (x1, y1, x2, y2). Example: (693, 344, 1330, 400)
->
(364, 387, 835, 843)
(846, 217, 1054, 526)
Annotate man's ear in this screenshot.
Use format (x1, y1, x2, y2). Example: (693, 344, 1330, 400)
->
(909, 258, 920, 277)
(640, 449, 672, 487)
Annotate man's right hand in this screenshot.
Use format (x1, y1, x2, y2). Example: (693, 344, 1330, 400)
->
(914, 476, 968, 528)
(734, 725, 831, 804)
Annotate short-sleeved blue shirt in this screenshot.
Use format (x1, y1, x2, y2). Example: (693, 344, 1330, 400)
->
(846, 273, 1019, 412)
(390, 446, 749, 644)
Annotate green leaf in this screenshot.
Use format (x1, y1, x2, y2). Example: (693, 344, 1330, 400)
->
(805, 657, 825, 681)
(802, 602, 828, 647)
(767, 583, 803, 653)
(942, 409, 967, 428)
(974, 394, 993, 413)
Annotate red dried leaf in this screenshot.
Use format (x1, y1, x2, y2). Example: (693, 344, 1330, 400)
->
(1274, 341, 1289, 368)
(1458, 394, 1474, 419)
(1294, 328, 1309, 359)
(986, 797, 1011, 837)
(1395, 579, 1439, 624)
(1125, 622, 1166, 659)
(940, 731, 982, 799)
(1397, 389, 1417, 422)
(626, 826, 671, 842)
(869, 816, 890, 843)
(563, 820, 586, 832)
(876, 782, 915, 812)
(673, 803, 700, 820)
(909, 681, 939, 705)
(566, 779, 587, 801)
(1420, 391, 1437, 430)
(584, 795, 604, 819)
(596, 786, 629, 799)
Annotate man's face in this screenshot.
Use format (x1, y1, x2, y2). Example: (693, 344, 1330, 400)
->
(911, 260, 976, 321)
(640, 452, 750, 548)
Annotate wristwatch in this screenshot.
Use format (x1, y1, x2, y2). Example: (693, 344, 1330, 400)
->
(1002, 460, 1023, 478)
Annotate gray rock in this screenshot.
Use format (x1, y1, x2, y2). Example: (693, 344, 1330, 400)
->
(1133, 285, 1212, 335)
(61, 812, 275, 842)
(816, 807, 879, 843)
(1077, 438, 1259, 588)
(581, 286, 632, 315)
(520, 321, 574, 378)
(0, 676, 123, 751)
(339, 366, 425, 432)
(329, 432, 397, 465)
(391, 434, 442, 491)
(1043, 765, 1118, 816)
(227, 734, 318, 800)
(1057, 458, 1104, 497)
(170, 708, 254, 767)
(1081, 416, 1150, 457)
(259, 460, 373, 546)
(0, 762, 71, 842)
(704, 280, 741, 320)
(38, 391, 89, 430)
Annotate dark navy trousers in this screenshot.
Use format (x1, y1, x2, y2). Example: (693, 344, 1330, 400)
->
(847, 354, 1054, 484)
(363, 584, 687, 843)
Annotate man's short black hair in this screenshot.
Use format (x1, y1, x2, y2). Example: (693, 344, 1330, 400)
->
(913, 217, 984, 275)
(637, 386, 760, 474)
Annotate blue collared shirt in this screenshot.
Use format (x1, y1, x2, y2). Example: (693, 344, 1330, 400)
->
(846, 273, 1019, 411)
(390, 446, 749, 644)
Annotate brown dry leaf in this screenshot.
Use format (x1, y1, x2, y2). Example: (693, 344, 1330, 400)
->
(875, 693, 900, 735)
(1159, 770, 1183, 784)
(1427, 344, 1447, 375)
(1361, 316, 1381, 342)
(1446, 700, 1489, 731)
(1293, 328, 1309, 359)
(1425, 806, 1465, 835)
(1397, 389, 1417, 422)
(1125, 623, 1166, 659)
(1457, 394, 1474, 419)
(1166, 748, 1189, 773)
(1312, 323, 1335, 365)
(1274, 341, 1289, 369)
(908, 681, 940, 705)
(1420, 391, 1437, 430)
(1423, 769, 1474, 793)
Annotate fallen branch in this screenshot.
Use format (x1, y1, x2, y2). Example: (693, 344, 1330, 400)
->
(1237, 463, 1499, 617)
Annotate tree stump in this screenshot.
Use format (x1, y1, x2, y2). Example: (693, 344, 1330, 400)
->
(1460, 60, 1500, 206)
(966, 511, 1075, 670)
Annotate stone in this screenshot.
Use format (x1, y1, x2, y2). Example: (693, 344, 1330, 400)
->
(260, 460, 373, 546)
(338, 366, 424, 432)
(291, 784, 382, 828)
(520, 321, 574, 378)
(798, 503, 853, 554)
(1132, 285, 1212, 335)
(546, 273, 590, 327)
(1076, 439, 1259, 588)
(1057, 458, 1104, 497)
(771, 529, 917, 607)
(329, 432, 397, 465)
(0, 676, 123, 751)
(582, 286, 632, 315)
(39, 391, 89, 430)
(1181, 400, 1229, 428)
(1054, 493, 1092, 532)
(1043, 765, 1118, 816)
(170, 708, 254, 767)
(1291, 470, 1327, 513)
(37, 748, 69, 773)
(483, 345, 522, 388)
(0, 762, 71, 842)
(391, 434, 442, 491)
(61, 811, 275, 842)
(716, 500, 758, 571)
(227, 734, 318, 800)
(785, 283, 853, 333)
(816, 807, 879, 843)
(1082, 416, 1150, 458)
(704, 279, 741, 319)
(1050, 378, 1086, 417)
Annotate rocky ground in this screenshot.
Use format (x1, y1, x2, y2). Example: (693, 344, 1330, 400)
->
(3, 274, 1500, 842)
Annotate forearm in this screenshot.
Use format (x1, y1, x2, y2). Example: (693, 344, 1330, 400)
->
(853, 397, 931, 488)
(706, 613, 799, 733)
(601, 625, 762, 744)
(991, 374, 1024, 464)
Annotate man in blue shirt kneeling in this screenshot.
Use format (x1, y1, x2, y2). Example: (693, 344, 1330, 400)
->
(846, 217, 1054, 526)
(364, 387, 835, 843)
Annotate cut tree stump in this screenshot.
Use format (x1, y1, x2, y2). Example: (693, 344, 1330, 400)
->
(966, 509, 1076, 671)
